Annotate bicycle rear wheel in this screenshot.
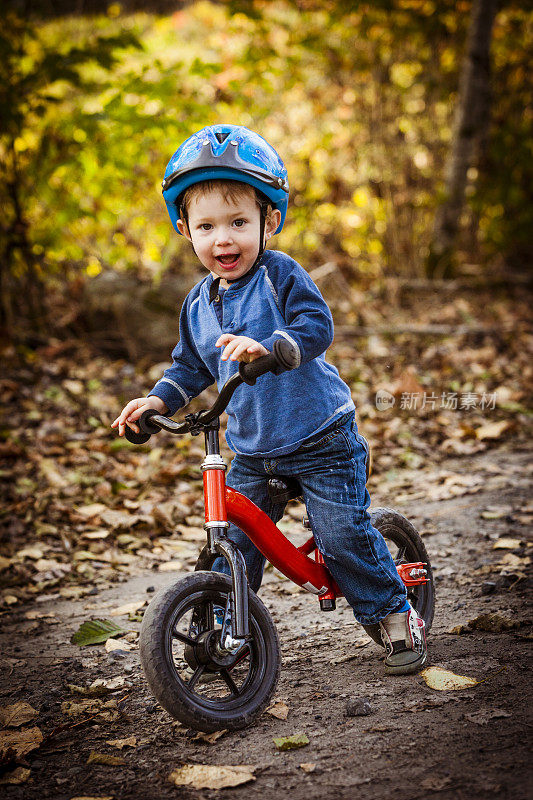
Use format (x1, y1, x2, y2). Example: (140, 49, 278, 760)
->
(364, 507, 435, 645)
(139, 571, 280, 732)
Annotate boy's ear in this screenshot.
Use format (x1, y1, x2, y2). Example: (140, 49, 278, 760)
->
(265, 209, 281, 239)
(177, 218, 192, 240)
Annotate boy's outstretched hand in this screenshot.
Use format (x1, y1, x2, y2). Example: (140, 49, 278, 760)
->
(111, 396, 168, 437)
(216, 334, 269, 363)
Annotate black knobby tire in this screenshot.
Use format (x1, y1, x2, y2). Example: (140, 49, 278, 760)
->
(364, 507, 435, 646)
(139, 571, 280, 732)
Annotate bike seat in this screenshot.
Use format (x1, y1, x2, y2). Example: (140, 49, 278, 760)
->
(267, 476, 302, 504)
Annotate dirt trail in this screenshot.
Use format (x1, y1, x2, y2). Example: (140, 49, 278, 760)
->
(1, 445, 532, 800)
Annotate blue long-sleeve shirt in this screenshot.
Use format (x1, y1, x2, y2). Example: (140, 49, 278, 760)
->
(149, 249, 354, 457)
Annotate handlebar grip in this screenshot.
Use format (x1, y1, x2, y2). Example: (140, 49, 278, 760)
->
(273, 338, 299, 370)
(124, 426, 151, 445)
(122, 409, 162, 445)
(239, 338, 299, 385)
(138, 409, 162, 434)
(239, 352, 279, 384)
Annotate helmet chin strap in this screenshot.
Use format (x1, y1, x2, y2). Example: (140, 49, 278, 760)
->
(250, 198, 269, 269)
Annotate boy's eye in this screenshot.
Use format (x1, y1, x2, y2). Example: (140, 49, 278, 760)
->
(199, 223, 212, 231)
(233, 219, 246, 228)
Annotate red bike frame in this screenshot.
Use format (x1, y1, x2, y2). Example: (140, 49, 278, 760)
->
(203, 457, 428, 607)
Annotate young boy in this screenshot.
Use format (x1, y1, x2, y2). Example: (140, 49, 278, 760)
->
(112, 124, 427, 674)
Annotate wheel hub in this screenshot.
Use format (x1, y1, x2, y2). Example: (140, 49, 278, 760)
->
(193, 630, 241, 670)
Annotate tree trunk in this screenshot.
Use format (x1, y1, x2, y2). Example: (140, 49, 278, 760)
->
(427, 0, 498, 277)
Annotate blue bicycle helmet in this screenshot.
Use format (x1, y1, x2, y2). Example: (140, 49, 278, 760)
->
(162, 124, 289, 237)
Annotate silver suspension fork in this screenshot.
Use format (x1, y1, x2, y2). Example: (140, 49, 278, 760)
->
(206, 525, 251, 650)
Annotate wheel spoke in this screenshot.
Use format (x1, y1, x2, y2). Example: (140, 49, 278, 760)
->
(395, 545, 407, 563)
(172, 629, 198, 646)
(220, 669, 240, 696)
(188, 664, 206, 690)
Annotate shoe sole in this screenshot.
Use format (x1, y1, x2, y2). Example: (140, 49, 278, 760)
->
(384, 652, 427, 676)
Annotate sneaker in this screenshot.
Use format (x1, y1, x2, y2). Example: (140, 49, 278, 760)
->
(379, 604, 427, 675)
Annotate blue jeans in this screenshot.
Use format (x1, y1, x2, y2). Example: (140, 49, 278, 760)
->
(212, 411, 407, 625)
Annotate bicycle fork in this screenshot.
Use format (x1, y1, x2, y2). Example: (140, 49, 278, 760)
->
(202, 424, 250, 652)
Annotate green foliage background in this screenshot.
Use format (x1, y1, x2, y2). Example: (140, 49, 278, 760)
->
(1, 0, 531, 319)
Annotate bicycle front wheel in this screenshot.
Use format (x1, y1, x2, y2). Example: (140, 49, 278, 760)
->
(139, 571, 280, 732)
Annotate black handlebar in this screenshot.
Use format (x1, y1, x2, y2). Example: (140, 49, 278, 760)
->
(123, 338, 298, 444)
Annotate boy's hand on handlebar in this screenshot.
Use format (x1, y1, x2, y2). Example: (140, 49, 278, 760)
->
(111, 396, 168, 437)
(216, 334, 269, 364)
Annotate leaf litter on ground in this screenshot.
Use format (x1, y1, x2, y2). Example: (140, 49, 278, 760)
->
(68, 676, 126, 697)
(0, 702, 38, 727)
(421, 667, 479, 690)
(0, 767, 31, 785)
(106, 735, 137, 749)
(71, 619, 127, 646)
(273, 733, 310, 751)
(266, 700, 289, 720)
(0, 726, 43, 761)
(168, 764, 256, 790)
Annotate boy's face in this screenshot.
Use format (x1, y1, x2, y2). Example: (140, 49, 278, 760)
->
(177, 187, 280, 283)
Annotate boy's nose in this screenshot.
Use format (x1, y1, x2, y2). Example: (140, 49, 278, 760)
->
(215, 227, 233, 246)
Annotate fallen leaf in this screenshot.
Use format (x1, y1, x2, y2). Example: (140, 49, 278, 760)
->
(87, 751, 126, 766)
(192, 729, 227, 744)
(446, 624, 470, 635)
(3, 595, 18, 605)
(0, 702, 38, 727)
(180, 526, 206, 542)
(75, 503, 108, 518)
(16, 546, 44, 560)
(421, 666, 478, 690)
(0, 766, 31, 784)
(266, 700, 289, 720)
(158, 560, 183, 572)
(39, 459, 68, 488)
(497, 552, 530, 568)
(82, 530, 110, 540)
(329, 652, 359, 665)
(100, 509, 145, 529)
(468, 613, 520, 632)
(109, 600, 146, 617)
(69, 677, 126, 697)
(273, 733, 310, 751)
(25, 611, 56, 621)
(105, 637, 133, 653)
(0, 726, 43, 760)
(475, 420, 513, 440)
(59, 586, 92, 600)
(481, 508, 509, 520)
(75, 549, 135, 566)
(0, 556, 12, 571)
(299, 763, 316, 773)
(106, 736, 137, 749)
(492, 537, 522, 550)
(465, 708, 511, 725)
(168, 764, 256, 790)
(61, 698, 119, 722)
(71, 619, 126, 646)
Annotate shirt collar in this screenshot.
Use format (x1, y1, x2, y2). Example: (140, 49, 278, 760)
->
(208, 260, 261, 304)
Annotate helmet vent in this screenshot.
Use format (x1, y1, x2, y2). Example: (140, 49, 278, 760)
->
(215, 131, 230, 144)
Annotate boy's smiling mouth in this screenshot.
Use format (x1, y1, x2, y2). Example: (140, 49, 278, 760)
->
(215, 253, 240, 268)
